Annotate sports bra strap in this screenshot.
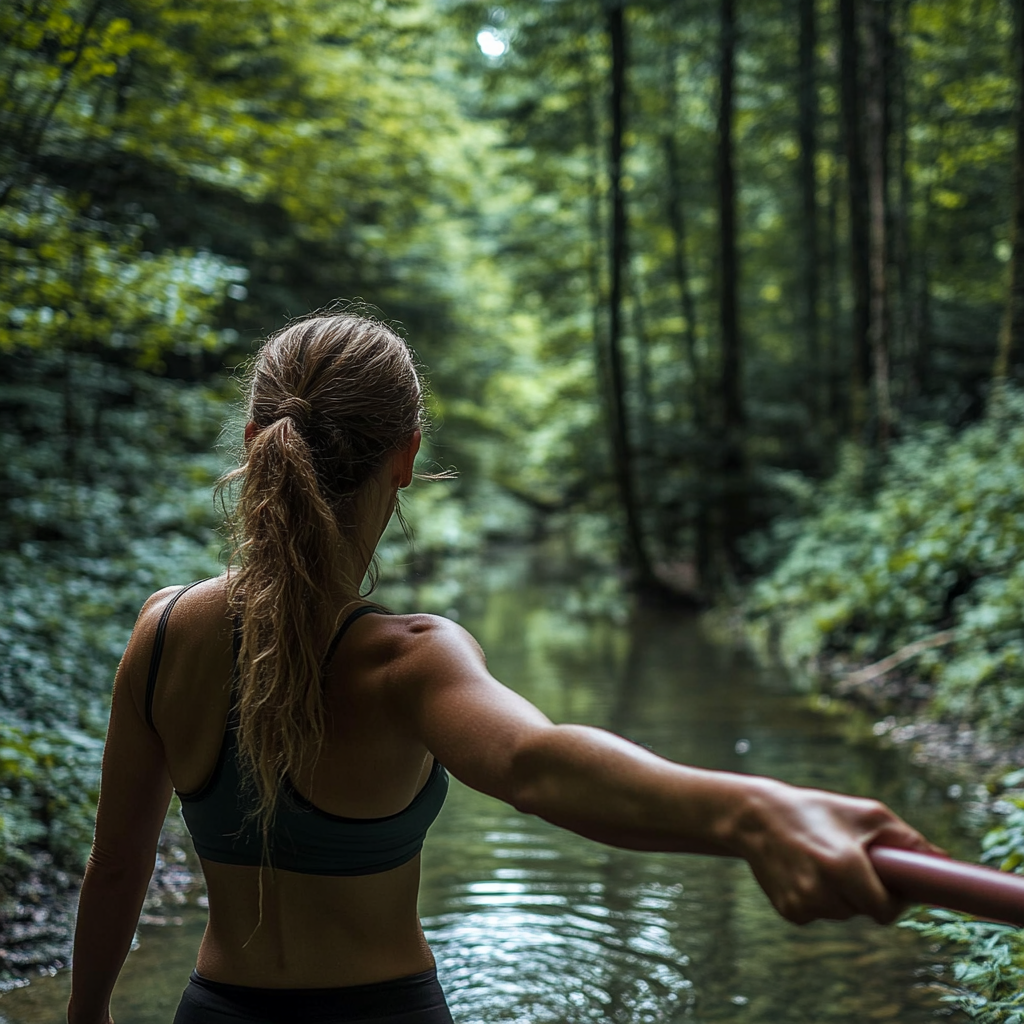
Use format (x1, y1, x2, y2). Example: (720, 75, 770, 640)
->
(322, 605, 390, 667)
(226, 604, 389, 700)
(144, 580, 205, 730)
(148, 597, 387, 730)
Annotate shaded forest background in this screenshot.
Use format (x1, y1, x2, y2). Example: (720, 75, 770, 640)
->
(3, 0, 1024, 1009)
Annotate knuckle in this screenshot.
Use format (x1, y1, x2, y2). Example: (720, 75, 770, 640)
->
(794, 873, 819, 899)
(863, 798, 894, 825)
(834, 848, 865, 879)
(777, 881, 818, 925)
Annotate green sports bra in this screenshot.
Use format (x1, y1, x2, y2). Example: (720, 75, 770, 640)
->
(144, 585, 448, 876)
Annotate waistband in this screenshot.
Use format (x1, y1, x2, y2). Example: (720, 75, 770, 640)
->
(187, 967, 448, 1020)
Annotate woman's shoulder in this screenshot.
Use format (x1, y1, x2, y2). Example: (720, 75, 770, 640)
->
(114, 577, 231, 724)
(354, 611, 488, 699)
(133, 576, 230, 635)
(125, 577, 232, 680)
(364, 611, 484, 660)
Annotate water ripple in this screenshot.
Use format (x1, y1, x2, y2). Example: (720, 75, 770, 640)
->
(424, 871, 696, 1023)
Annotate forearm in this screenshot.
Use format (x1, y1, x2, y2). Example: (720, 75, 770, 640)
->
(508, 723, 772, 856)
(68, 854, 154, 1024)
(507, 722, 941, 925)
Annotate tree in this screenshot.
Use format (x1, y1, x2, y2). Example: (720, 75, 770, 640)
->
(864, 0, 893, 443)
(714, 0, 745, 579)
(996, 0, 1024, 382)
(605, 2, 657, 590)
(663, 52, 703, 432)
(798, 0, 820, 421)
(838, 0, 871, 440)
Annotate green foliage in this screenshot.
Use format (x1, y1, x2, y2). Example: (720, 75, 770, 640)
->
(984, 769, 1024, 873)
(906, 0, 1014, 317)
(901, 771, 1024, 1024)
(0, 719, 104, 872)
(0, 351, 227, 872)
(745, 388, 1024, 738)
(0, 185, 244, 364)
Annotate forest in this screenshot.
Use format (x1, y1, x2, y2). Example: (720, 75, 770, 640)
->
(2, 0, 1024, 1018)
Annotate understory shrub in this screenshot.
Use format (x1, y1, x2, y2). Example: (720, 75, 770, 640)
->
(745, 386, 1024, 739)
(0, 352, 227, 875)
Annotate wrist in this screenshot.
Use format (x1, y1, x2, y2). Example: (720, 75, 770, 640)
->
(710, 772, 790, 859)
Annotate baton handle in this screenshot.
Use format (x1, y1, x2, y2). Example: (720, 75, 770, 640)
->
(870, 846, 1024, 927)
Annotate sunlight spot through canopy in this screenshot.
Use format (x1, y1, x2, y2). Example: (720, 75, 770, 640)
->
(477, 29, 507, 57)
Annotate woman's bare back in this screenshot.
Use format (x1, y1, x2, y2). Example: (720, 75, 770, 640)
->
(140, 577, 438, 988)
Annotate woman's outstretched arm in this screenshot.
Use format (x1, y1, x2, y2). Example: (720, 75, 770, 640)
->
(68, 595, 175, 1024)
(396, 615, 942, 926)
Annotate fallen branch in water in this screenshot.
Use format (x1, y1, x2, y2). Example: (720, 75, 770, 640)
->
(837, 629, 961, 692)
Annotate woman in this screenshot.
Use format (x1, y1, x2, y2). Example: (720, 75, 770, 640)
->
(68, 312, 938, 1024)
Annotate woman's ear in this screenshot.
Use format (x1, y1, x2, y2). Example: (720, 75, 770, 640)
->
(244, 421, 257, 444)
(396, 429, 422, 488)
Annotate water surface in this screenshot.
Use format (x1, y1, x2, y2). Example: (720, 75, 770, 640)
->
(0, 572, 967, 1022)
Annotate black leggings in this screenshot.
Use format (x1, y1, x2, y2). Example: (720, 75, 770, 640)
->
(172, 968, 454, 1024)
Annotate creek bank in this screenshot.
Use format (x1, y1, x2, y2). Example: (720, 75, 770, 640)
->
(709, 604, 1023, 784)
(812, 652, 1024, 780)
(0, 820, 205, 992)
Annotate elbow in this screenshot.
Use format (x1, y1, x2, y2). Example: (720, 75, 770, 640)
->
(84, 845, 156, 888)
(505, 724, 575, 818)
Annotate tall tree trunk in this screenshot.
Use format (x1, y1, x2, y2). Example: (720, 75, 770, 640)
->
(995, 0, 1024, 382)
(839, 0, 871, 439)
(664, 126, 711, 594)
(892, 0, 913, 405)
(716, 0, 744, 582)
(718, 0, 742, 440)
(663, 45, 710, 595)
(628, 262, 668, 554)
(628, 261, 655, 456)
(798, 0, 820, 422)
(826, 137, 843, 433)
(864, 0, 892, 444)
(664, 130, 703, 427)
(606, 4, 656, 588)
(911, 187, 933, 393)
(585, 48, 609, 437)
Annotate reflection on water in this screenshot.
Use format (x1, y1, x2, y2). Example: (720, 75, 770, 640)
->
(0, 565, 968, 1023)
(428, 869, 698, 1023)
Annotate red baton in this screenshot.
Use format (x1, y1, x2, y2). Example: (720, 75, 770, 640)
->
(870, 846, 1024, 927)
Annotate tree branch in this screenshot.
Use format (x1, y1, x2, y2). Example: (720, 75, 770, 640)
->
(837, 629, 960, 692)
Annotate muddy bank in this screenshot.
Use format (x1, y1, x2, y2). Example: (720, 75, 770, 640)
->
(0, 853, 77, 991)
(811, 650, 1024, 779)
(0, 820, 205, 993)
(707, 604, 1023, 779)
